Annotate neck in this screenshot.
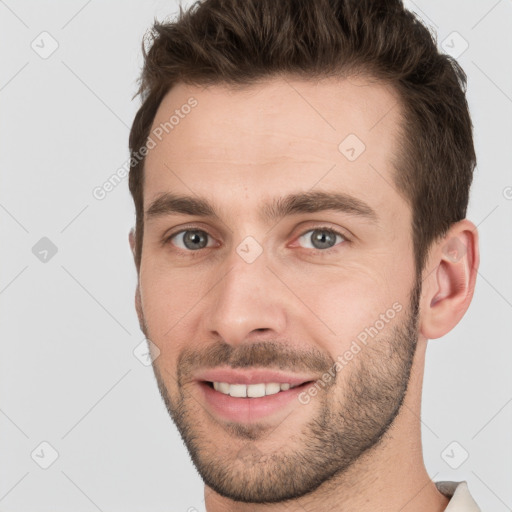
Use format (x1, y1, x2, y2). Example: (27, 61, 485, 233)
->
(204, 339, 450, 512)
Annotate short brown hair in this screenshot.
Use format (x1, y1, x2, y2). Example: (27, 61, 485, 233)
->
(129, 0, 476, 274)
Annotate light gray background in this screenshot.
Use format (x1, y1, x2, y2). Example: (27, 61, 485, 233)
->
(1, 1, 511, 510)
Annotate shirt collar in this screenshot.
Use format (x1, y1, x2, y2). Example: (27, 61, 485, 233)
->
(435, 481, 481, 511)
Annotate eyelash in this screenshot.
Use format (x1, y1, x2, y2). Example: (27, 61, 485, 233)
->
(163, 225, 349, 256)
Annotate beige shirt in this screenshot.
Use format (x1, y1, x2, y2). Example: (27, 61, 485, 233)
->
(436, 481, 481, 511)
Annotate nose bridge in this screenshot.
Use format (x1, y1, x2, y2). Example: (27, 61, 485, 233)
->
(205, 241, 287, 345)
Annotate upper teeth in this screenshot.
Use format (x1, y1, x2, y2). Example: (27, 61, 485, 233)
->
(213, 382, 297, 398)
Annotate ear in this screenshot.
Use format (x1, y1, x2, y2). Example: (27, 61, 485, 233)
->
(129, 227, 137, 262)
(419, 219, 479, 340)
(129, 228, 146, 334)
(134, 285, 146, 335)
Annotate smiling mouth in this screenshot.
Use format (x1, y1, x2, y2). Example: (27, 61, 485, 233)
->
(203, 380, 314, 398)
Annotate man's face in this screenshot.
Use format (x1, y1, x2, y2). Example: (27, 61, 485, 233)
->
(134, 76, 420, 502)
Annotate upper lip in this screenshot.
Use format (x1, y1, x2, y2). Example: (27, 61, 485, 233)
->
(193, 368, 317, 386)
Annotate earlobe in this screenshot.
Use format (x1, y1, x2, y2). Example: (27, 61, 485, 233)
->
(419, 220, 479, 340)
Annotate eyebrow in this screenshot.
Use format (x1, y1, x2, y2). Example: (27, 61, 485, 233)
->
(145, 190, 378, 224)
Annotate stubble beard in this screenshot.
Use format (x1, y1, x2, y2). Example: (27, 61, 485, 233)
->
(145, 279, 421, 503)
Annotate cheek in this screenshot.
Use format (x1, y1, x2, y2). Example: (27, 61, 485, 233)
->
(287, 258, 412, 348)
(138, 262, 207, 346)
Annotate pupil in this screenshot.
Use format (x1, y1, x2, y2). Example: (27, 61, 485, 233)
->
(313, 230, 334, 249)
(185, 231, 206, 249)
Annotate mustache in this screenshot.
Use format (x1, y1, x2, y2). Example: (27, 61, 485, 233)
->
(177, 339, 335, 381)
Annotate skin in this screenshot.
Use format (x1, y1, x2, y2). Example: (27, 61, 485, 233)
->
(129, 76, 479, 511)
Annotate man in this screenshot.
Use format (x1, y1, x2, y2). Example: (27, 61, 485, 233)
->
(127, 0, 481, 510)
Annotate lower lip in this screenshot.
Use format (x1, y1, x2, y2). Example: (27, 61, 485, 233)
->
(197, 381, 312, 424)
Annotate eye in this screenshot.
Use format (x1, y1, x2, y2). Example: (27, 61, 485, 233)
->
(167, 229, 215, 251)
(297, 227, 347, 251)
(164, 225, 348, 254)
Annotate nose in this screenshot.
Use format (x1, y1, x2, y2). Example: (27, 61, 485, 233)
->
(203, 247, 288, 346)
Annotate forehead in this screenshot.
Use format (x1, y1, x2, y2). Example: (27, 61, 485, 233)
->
(143, 75, 409, 222)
